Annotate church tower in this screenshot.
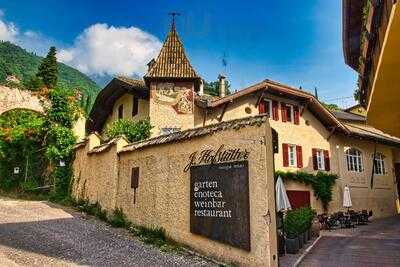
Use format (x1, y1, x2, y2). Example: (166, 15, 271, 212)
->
(144, 17, 200, 136)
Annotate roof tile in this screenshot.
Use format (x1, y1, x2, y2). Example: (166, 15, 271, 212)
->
(144, 26, 199, 79)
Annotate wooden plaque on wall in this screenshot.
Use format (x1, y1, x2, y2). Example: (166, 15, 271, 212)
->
(190, 161, 250, 251)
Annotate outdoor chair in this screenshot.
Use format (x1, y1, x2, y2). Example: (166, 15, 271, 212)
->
(358, 210, 370, 225)
(326, 213, 340, 230)
(348, 210, 360, 225)
(337, 212, 354, 228)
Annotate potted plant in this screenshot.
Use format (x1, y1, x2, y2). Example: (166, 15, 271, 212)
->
(284, 210, 299, 254)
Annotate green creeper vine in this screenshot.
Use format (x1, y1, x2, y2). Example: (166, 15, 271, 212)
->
(44, 87, 79, 199)
(276, 170, 338, 210)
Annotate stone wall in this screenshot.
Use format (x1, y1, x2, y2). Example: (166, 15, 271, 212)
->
(72, 117, 278, 267)
(0, 85, 44, 115)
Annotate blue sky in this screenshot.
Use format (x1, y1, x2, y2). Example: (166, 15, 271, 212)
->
(0, 0, 358, 107)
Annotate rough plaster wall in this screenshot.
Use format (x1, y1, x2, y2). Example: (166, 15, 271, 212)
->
(149, 81, 195, 136)
(72, 122, 278, 267)
(201, 93, 399, 217)
(72, 145, 119, 211)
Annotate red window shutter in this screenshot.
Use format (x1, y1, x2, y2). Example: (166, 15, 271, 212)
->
(282, 143, 289, 167)
(324, 150, 330, 171)
(312, 148, 318, 170)
(272, 100, 279, 121)
(294, 106, 300, 125)
(281, 103, 287, 122)
(296, 145, 303, 168)
(259, 100, 266, 114)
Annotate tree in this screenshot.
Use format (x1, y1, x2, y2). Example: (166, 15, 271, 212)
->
(321, 102, 341, 111)
(36, 46, 58, 88)
(203, 79, 231, 96)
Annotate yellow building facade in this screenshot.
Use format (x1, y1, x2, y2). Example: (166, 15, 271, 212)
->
(343, 0, 400, 137)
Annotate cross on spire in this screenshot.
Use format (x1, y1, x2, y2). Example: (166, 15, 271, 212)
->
(168, 12, 180, 30)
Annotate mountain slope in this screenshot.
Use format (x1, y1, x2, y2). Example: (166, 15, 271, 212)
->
(0, 41, 100, 99)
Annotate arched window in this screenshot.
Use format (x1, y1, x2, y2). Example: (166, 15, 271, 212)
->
(345, 148, 363, 172)
(374, 153, 386, 175)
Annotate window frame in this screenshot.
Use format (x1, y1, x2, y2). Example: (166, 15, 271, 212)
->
(265, 99, 272, 118)
(132, 96, 139, 117)
(345, 148, 364, 173)
(288, 144, 297, 167)
(316, 149, 325, 170)
(374, 153, 386, 175)
(285, 104, 294, 123)
(118, 104, 124, 119)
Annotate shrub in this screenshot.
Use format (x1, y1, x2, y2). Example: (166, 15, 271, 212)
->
(109, 208, 130, 228)
(105, 118, 152, 143)
(20, 179, 39, 192)
(284, 207, 316, 237)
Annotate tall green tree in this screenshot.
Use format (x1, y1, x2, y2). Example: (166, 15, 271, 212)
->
(37, 46, 58, 88)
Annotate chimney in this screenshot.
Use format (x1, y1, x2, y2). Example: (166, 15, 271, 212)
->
(218, 74, 226, 98)
(199, 79, 204, 96)
(147, 58, 156, 71)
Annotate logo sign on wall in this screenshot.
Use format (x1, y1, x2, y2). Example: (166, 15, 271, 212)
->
(190, 161, 250, 251)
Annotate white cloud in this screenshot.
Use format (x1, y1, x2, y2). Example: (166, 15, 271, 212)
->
(0, 10, 57, 55)
(0, 12, 18, 42)
(0, 10, 162, 77)
(58, 23, 162, 76)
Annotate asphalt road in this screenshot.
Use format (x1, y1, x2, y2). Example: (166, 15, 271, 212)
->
(0, 197, 216, 267)
(299, 215, 400, 267)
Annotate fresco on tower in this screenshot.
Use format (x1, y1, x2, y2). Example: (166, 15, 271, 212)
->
(154, 82, 193, 114)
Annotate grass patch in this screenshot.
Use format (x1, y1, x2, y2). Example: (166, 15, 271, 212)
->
(128, 225, 180, 252)
(109, 207, 130, 228)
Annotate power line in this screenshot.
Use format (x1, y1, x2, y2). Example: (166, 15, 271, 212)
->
(325, 96, 354, 101)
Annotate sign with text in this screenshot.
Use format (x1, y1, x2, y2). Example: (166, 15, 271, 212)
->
(190, 161, 250, 251)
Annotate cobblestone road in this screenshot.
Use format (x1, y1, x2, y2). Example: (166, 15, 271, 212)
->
(299, 216, 400, 267)
(0, 198, 216, 267)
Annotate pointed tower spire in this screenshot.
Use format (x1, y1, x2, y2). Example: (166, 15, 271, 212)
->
(144, 13, 199, 83)
(169, 12, 180, 32)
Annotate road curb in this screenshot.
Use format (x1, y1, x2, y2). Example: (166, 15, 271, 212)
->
(293, 236, 322, 267)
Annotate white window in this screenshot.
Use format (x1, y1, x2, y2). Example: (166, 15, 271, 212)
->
(265, 99, 272, 118)
(288, 145, 297, 167)
(374, 153, 386, 175)
(286, 104, 294, 123)
(346, 148, 363, 172)
(316, 150, 325, 170)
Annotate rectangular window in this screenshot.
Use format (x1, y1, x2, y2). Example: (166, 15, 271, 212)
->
(118, 104, 123, 119)
(132, 96, 139, 117)
(374, 154, 385, 175)
(286, 104, 294, 123)
(316, 150, 325, 170)
(288, 145, 297, 167)
(265, 99, 272, 118)
(346, 148, 363, 172)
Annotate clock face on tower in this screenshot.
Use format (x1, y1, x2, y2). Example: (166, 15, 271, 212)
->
(154, 82, 193, 114)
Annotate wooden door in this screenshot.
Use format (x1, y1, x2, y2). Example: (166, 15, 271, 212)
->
(286, 190, 310, 209)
